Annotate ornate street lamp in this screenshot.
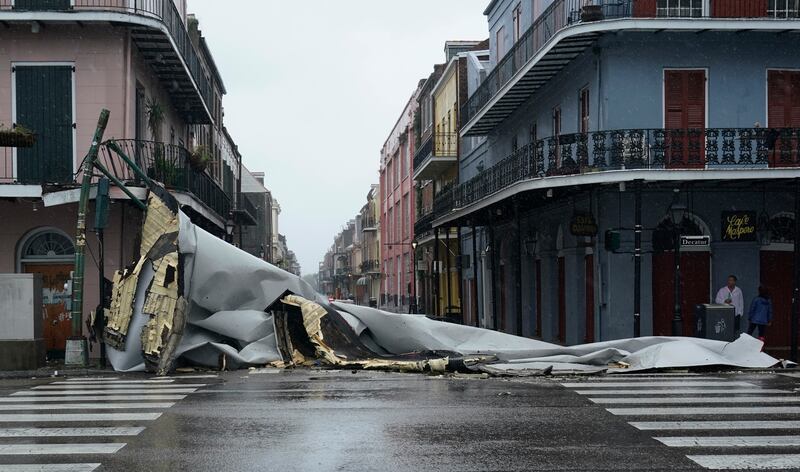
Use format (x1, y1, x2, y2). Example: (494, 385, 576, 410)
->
(668, 200, 687, 336)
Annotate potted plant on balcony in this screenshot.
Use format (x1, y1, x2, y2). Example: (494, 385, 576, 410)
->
(0, 123, 36, 148)
(189, 145, 212, 172)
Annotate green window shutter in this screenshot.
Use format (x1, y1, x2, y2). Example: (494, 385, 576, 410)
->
(15, 65, 74, 184)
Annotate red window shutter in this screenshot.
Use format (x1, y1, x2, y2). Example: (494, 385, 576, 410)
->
(686, 71, 706, 130)
(634, 0, 657, 17)
(712, 0, 767, 17)
(665, 71, 685, 129)
(769, 71, 788, 128)
(790, 72, 800, 127)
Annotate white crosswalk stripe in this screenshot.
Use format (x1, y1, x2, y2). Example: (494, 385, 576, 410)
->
(52, 380, 175, 385)
(575, 388, 791, 395)
(0, 443, 126, 455)
(609, 406, 800, 416)
(561, 381, 755, 388)
(0, 402, 175, 411)
(0, 427, 145, 437)
(0, 395, 186, 402)
(32, 383, 204, 390)
(0, 465, 101, 472)
(0, 413, 163, 422)
(656, 436, 800, 447)
(0, 377, 206, 470)
(631, 421, 800, 431)
(559, 374, 800, 469)
(13, 388, 198, 395)
(590, 396, 800, 404)
(687, 454, 800, 470)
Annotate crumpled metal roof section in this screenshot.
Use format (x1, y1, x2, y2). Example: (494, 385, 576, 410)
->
(103, 182, 786, 375)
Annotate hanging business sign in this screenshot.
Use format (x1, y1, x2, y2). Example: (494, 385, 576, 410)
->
(681, 235, 710, 248)
(570, 213, 598, 237)
(721, 211, 757, 242)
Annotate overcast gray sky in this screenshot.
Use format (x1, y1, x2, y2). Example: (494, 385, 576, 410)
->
(190, 0, 489, 275)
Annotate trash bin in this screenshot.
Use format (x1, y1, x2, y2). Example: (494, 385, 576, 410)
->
(368, 297, 377, 308)
(695, 304, 736, 341)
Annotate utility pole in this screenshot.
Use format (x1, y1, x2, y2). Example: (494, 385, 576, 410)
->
(633, 180, 642, 338)
(66, 110, 110, 367)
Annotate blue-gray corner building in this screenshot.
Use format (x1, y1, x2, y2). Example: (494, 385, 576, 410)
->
(430, 0, 800, 357)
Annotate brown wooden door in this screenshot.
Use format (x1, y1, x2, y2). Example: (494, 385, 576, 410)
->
(767, 70, 800, 166)
(558, 256, 566, 342)
(760, 251, 793, 353)
(652, 252, 711, 336)
(585, 254, 595, 343)
(712, 0, 767, 17)
(665, 70, 706, 168)
(23, 263, 73, 358)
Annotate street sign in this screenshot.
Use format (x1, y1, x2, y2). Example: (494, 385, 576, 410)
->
(681, 235, 710, 247)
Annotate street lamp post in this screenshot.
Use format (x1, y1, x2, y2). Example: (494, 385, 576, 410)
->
(410, 240, 418, 313)
(669, 201, 687, 337)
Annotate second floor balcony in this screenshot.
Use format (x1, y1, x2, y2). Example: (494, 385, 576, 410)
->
(0, 0, 215, 124)
(360, 259, 380, 274)
(432, 127, 800, 225)
(101, 139, 231, 223)
(463, 0, 800, 136)
(413, 132, 459, 181)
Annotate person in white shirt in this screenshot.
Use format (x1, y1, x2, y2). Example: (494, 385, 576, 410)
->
(715, 275, 744, 333)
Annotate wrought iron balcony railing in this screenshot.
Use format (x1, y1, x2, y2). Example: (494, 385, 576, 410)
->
(360, 260, 380, 273)
(434, 132, 458, 157)
(362, 216, 378, 230)
(335, 267, 353, 276)
(0, 0, 214, 118)
(235, 192, 259, 225)
(100, 139, 230, 220)
(463, 0, 800, 128)
(433, 127, 800, 220)
(414, 209, 436, 236)
(413, 134, 434, 171)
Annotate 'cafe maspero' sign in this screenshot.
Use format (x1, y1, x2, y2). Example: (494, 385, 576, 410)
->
(570, 213, 598, 237)
(722, 211, 757, 242)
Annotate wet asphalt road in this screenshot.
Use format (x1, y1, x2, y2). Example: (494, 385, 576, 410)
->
(1, 370, 800, 471)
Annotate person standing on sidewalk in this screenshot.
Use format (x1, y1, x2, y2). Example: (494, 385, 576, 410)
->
(715, 275, 744, 333)
(747, 285, 773, 339)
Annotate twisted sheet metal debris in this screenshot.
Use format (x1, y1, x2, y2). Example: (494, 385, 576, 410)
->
(103, 183, 788, 375)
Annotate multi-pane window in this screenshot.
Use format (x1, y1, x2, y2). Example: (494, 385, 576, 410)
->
(656, 0, 703, 17)
(769, 0, 800, 18)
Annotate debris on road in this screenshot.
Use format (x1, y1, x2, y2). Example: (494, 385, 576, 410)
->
(102, 182, 791, 376)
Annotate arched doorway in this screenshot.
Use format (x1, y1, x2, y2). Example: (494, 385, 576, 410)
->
(760, 213, 794, 354)
(18, 228, 75, 359)
(651, 214, 712, 336)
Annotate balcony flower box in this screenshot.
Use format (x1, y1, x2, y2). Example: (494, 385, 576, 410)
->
(0, 127, 36, 148)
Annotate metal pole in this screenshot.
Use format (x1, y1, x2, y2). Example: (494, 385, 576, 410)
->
(456, 226, 464, 324)
(71, 109, 110, 342)
(471, 225, 480, 327)
(792, 178, 800, 362)
(96, 226, 106, 368)
(445, 229, 452, 318)
(672, 223, 683, 336)
(489, 213, 499, 331)
(515, 199, 524, 336)
(634, 180, 642, 337)
(434, 227, 440, 317)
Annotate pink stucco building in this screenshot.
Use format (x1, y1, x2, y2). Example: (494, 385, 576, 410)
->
(0, 0, 255, 363)
(379, 82, 422, 313)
